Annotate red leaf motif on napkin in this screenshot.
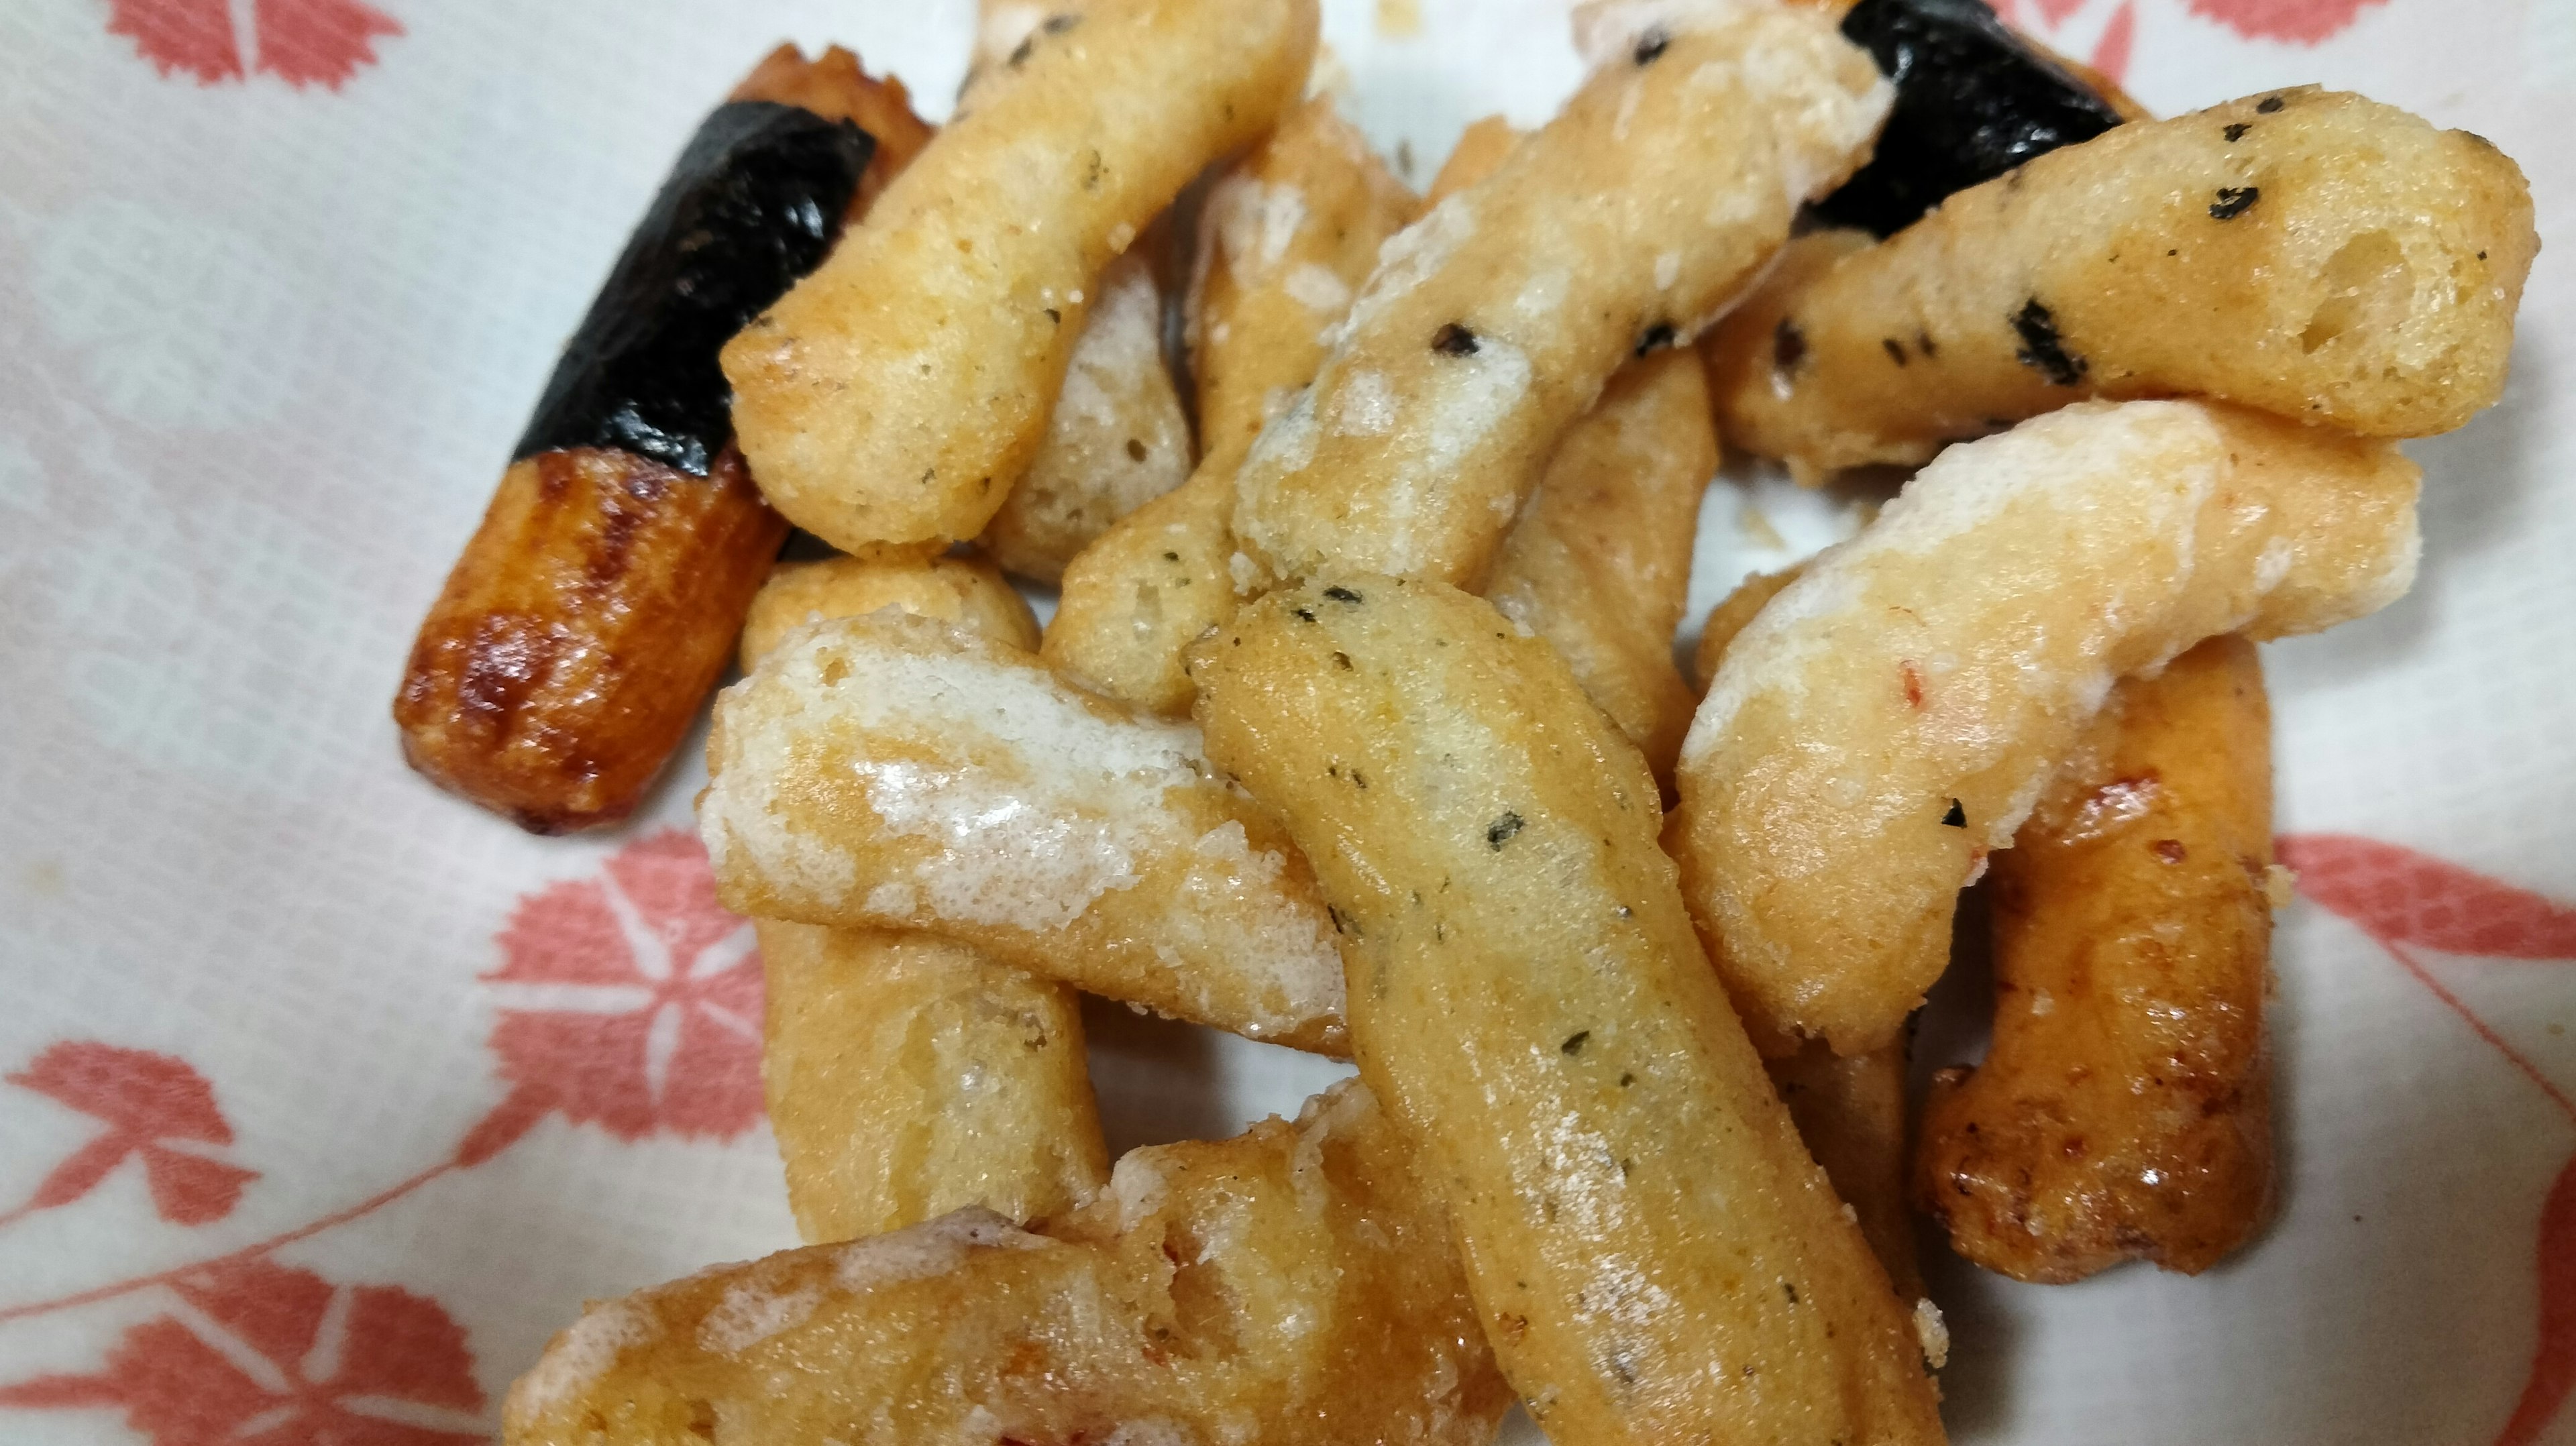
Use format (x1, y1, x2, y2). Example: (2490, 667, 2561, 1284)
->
(472, 828, 765, 1153)
(2497, 1154, 2576, 1446)
(2182, 0, 2385, 44)
(0, 1260, 483, 1446)
(6, 1042, 258, 1225)
(2278, 834, 2576, 959)
(104, 0, 400, 89)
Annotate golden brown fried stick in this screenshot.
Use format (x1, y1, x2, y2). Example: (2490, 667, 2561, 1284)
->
(1692, 563, 1923, 1299)
(735, 549, 1039, 667)
(1423, 118, 1717, 782)
(395, 49, 927, 832)
(1043, 96, 1417, 716)
(1487, 352, 1716, 783)
(701, 610, 1346, 1052)
(1672, 399, 2418, 1058)
(1766, 1041, 1923, 1302)
(502, 1080, 1511, 1446)
(758, 927, 1104, 1243)
(979, 248, 1193, 583)
(737, 553, 1104, 1243)
(1706, 87, 2537, 477)
(1230, 1, 1889, 589)
(723, 0, 1318, 552)
(1192, 575, 1945, 1446)
(1917, 634, 2278, 1282)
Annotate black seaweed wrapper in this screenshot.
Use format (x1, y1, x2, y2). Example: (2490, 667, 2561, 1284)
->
(513, 101, 875, 476)
(1817, 0, 2124, 238)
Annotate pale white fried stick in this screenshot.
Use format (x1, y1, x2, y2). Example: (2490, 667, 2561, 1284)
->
(739, 554, 1104, 1243)
(1672, 398, 2420, 1057)
(1192, 575, 1946, 1446)
(1416, 119, 1718, 783)
(722, 0, 1318, 551)
(1705, 87, 2538, 477)
(1693, 562, 1921, 1300)
(1230, 0, 1888, 588)
(701, 609, 1347, 1053)
(502, 1080, 1513, 1446)
(980, 248, 1193, 583)
(1044, 95, 1417, 714)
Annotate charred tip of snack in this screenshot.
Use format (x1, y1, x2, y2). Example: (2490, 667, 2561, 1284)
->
(1431, 321, 1481, 356)
(1942, 799, 1968, 828)
(1633, 26, 1670, 64)
(1487, 811, 1525, 848)
(2257, 95, 2286, 113)
(1633, 322, 1677, 359)
(1322, 584, 1364, 604)
(2224, 121, 2251, 142)
(1561, 1030, 1590, 1055)
(2208, 186, 2260, 221)
(1772, 319, 1809, 374)
(2009, 298, 2086, 386)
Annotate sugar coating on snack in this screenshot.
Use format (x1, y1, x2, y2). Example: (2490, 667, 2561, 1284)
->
(506, 1298, 659, 1414)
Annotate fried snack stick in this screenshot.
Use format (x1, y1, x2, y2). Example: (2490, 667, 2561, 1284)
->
(1673, 399, 2419, 1058)
(1417, 120, 1719, 785)
(1192, 577, 1945, 1446)
(502, 1080, 1513, 1446)
(1044, 97, 1417, 715)
(395, 50, 924, 832)
(1707, 87, 2537, 478)
(979, 249, 1193, 582)
(1230, 0, 1888, 589)
(1486, 353, 1716, 783)
(700, 610, 1346, 1052)
(1692, 563, 1923, 1300)
(738, 556, 1105, 1243)
(1917, 634, 2278, 1282)
(722, 0, 1318, 552)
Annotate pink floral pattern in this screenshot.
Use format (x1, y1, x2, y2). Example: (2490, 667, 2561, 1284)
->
(105, 0, 400, 89)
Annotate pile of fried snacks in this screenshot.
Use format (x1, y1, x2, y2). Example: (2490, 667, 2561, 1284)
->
(406, 0, 2534, 1440)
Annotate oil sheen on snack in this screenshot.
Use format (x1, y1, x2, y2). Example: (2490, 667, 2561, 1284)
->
(1816, 0, 2123, 237)
(397, 51, 905, 833)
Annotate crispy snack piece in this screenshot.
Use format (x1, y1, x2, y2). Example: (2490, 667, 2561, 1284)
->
(1487, 351, 1717, 785)
(1691, 562, 1922, 1299)
(1230, 1, 1888, 589)
(502, 1080, 1512, 1446)
(395, 50, 926, 833)
(1044, 97, 1417, 714)
(398, 449, 784, 832)
(760, 926, 1106, 1242)
(1191, 576, 1945, 1446)
(722, 0, 1319, 552)
(1707, 87, 2538, 476)
(1690, 563, 1803, 693)
(739, 554, 1099, 1243)
(1917, 634, 2277, 1282)
(1767, 1042, 1921, 1300)
(979, 249, 1193, 583)
(737, 549, 1038, 668)
(1421, 120, 1718, 781)
(1426, 114, 1521, 201)
(728, 44, 935, 207)
(1673, 399, 2419, 1057)
(700, 610, 1346, 1052)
